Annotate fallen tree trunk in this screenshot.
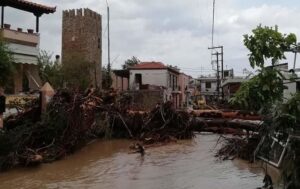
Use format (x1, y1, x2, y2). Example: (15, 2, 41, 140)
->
(192, 118, 261, 133)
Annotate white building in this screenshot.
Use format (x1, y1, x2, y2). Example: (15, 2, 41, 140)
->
(129, 62, 181, 108)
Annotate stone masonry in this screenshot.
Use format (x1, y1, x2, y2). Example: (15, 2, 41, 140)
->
(62, 8, 102, 89)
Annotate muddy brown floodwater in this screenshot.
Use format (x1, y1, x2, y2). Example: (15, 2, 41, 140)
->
(0, 134, 280, 189)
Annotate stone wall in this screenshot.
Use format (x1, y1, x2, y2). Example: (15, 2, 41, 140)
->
(125, 90, 165, 111)
(62, 8, 102, 89)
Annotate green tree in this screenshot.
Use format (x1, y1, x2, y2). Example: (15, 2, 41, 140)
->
(231, 25, 297, 112)
(38, 50, 63, 89)
(244, 25, 296, 68)
(0, 39, 14, 88)
(235, 25, 300, 188)
(122, 56, 140, 69)
(230, 68, 286, 112)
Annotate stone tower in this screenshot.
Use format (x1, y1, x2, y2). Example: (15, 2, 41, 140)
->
(62, 8, 102, 89)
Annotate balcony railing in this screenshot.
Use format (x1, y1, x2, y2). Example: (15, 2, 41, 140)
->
(0, 28, 39, 46)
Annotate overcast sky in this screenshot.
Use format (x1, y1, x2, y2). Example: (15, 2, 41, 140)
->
(3, 0, 300, 77)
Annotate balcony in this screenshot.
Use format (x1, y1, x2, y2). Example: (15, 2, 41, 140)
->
(0, 27, 39, 46)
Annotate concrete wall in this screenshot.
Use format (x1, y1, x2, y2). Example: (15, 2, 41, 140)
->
(111, 72, 129, 91)
(129, 69, 168, 89)
(126, 90, 164, 111)
(62, 8, 102, 89)
(179, 73, 190, 107)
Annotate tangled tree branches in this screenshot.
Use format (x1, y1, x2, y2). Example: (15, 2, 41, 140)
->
(0, 90, 195, 171)
(215, 135, 260, 161)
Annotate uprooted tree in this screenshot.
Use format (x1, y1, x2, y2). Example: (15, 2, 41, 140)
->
(230, 25, 299, 188)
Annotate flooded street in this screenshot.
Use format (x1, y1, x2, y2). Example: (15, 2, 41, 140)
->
(0, 135, 274, 189)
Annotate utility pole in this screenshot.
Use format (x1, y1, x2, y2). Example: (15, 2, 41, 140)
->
(211, 0, 216, 48)
(293, 42, 300, 69)
(107, 1, 111, 73)
(213, 52, 220, 97)
(208, 46, 224, 99)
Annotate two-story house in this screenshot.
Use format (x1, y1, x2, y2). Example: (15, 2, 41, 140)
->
(0, 0, 56, 93)
(129, 61, 181, 108)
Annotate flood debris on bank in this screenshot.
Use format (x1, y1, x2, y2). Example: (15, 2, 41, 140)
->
(0, 90, 195, 171)
(0, 88, 267, 171)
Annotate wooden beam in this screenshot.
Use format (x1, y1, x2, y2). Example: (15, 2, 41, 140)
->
(36, 15, 39, 33)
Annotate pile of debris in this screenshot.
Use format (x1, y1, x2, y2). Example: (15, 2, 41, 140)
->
(0, 90, 194, 170)
(110, 102, 194, 144)
(0, 90, 103, 170)
(214, 135, 260, 161)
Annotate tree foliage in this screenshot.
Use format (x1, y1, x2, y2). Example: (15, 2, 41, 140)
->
(244, 25, 296, 68)
(237, 25, 300, 188)
(122, 56, 140, 69)
(38, 51, 63, 89)
(38, 51, 95, 90)
(231, 25, 296, 112)
(0, 39, 14, 88)
(230, 68, 286, 112)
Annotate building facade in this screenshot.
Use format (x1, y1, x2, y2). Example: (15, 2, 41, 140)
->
(0, 0, 56, 93)
(196, 77, 218, 101)
(179, 73, 192, 108)
(221, 78, 248, 100)
(62, 8, 102, 89)
(129, 62, 181, 108)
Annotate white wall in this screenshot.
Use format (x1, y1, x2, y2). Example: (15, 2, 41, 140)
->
(284, 82, 297, 100)
(200, 81, 217, 92)
(129, 69, 168, 89)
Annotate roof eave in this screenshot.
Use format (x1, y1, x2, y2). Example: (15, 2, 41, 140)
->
(1, 0, 56, 15)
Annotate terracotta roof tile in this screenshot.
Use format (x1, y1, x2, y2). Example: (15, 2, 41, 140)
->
(1, 0, 56, 14)
(131, 62, 167, 69)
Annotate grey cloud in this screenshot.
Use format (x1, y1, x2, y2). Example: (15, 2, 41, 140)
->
(3, 0, 300, 78)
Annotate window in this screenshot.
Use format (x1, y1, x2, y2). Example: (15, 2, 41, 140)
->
(205, 82, 211, 89)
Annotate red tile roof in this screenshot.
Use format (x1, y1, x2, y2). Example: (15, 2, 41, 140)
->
(130, 62, 167, 69)
(1, 0, 56, 14)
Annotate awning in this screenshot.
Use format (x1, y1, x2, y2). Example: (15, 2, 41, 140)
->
(13, 54, 38, 65)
